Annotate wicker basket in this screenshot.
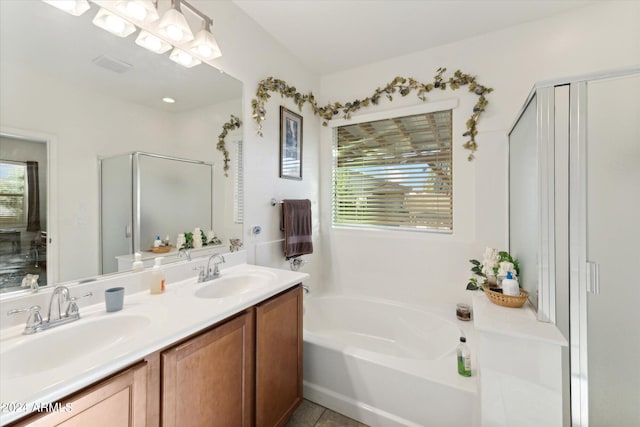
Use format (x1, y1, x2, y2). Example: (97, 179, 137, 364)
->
(483, 285, 529, 308)
(150, 245, 171, 254)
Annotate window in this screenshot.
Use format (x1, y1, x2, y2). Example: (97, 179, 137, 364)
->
(333, 110, 453, 231)
(0, 161, 28, 227)
(233, 140, 244, 224)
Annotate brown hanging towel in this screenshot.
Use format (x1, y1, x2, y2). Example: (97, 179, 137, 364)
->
(280, 199, 313, 259)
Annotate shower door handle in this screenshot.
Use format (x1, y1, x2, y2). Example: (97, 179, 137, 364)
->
(587, 261, 600, 294)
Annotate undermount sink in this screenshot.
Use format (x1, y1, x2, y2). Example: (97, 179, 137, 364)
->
(194, 271, 277, 299)
(0, 314, 151, 380)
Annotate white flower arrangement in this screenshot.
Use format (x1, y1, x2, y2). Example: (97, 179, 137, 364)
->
(467, 247, 520, 290)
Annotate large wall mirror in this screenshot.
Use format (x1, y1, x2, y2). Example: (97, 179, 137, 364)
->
(0, 1, 243, 294)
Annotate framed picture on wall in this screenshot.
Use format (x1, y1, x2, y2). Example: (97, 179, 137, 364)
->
(279, 106, 303, 180)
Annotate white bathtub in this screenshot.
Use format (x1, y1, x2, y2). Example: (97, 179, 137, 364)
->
(303, 295, 478, 427)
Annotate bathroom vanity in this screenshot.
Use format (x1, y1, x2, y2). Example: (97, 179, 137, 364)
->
(0, 259, 306, 427)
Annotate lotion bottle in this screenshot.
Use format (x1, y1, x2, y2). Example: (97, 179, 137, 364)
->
(457, 337, 472, 377)
(150, 257, 165, 294)
(502, 271, 520, 296)
(132, 252, 144, 272)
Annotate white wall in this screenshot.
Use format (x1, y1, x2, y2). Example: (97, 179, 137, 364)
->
(191, 1, 323, 287)
(317, 1, 640, 305)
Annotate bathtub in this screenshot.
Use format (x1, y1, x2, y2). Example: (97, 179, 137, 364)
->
(303, 295, 478, 427)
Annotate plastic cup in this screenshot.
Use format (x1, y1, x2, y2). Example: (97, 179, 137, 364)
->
(105, 287, 125, 312)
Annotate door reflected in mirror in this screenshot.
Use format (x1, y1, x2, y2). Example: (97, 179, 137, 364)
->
(0, 1, 243, 293)
(0, 135, 49, 293)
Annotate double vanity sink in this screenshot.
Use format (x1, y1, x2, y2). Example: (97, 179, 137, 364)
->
(0, 262, 308, 425)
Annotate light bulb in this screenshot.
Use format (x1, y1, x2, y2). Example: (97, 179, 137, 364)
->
(126, 1, 147, 21)
(196, 45, 213, 58)
(43, 0, 90, 16)
(93, 8, 136, 37)
(177, 51, 193, 65)
(146, 36, 161, 51)
(166, 25, 183, 41)
(105, 14, 126, 33)
(135, 30, 172, 54)
(169, 48, 201, 68)
(56, 0, 76, 12)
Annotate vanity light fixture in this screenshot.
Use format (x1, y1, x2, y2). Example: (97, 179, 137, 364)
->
(157, 0, 194, 43)
(116, 0, 159, 25)
(92, 7, 137, 38)
(43, 0, 222, 69)
(136, 30, 172, 54)
(169, 47, 201, 68)
(42, 0, 90, 16)
(190, 19, 222, 60)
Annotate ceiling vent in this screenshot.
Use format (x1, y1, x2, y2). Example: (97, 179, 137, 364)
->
(92, 55, 133, 73)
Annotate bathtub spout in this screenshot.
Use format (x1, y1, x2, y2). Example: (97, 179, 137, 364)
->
(302, 285, 310, 294)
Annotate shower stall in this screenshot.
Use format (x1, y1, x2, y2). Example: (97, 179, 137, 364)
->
(508, 68, 640, 426)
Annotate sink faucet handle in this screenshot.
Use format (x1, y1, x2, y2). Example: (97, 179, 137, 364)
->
(8, 305, 43, 331)
(194, 265, 206, 282)
(179, 247, 192, 261)
(66, 292, 93, 317)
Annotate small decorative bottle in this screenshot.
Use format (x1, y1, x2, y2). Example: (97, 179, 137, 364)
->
(193, 228, 203, 249)
(457, 337, 472, 377)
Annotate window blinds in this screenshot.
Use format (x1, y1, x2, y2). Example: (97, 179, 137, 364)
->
(0, 161, 27, 226)
(333, 110, 453, 231)
(233, 140, 244, 224)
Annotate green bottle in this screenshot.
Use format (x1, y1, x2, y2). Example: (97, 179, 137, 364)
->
(457, 336, 472, 377)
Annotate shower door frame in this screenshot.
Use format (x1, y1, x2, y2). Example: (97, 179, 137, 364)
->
(568, 69, 640, 427)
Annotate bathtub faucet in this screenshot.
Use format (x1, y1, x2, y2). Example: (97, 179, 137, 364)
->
(302, 285, 310, 294)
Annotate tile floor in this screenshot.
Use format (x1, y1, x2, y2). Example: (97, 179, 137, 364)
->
(285, 399, 369, 427)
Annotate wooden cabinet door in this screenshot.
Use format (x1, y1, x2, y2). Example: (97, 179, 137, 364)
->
(12, 362, 147, 427)
(161, 311, 254, 427)
(256, 286, 303, 427)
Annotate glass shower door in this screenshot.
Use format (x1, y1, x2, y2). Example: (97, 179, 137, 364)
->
(572, 73, 640, 426)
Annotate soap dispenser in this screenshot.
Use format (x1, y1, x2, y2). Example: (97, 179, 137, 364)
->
(150, 257, 165, 294)
(132, 252, 144, 272)
(457, 337, 472, 377)
(502, 271, 519, 296)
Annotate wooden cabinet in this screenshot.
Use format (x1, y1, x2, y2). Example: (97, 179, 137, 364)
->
(10, 284, 303, 427)
(255, 286, 303, 427)
(11, 362, 147, 427)
(161, 311, 254, 427)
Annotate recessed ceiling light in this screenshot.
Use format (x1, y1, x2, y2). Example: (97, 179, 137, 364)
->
(162, 97, 176, 104)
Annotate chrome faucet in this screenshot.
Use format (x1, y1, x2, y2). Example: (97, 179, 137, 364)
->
(178, 247, 192, 261)
(47, 286, 70, 323)
(203, 254, 225, 282)
(8, 286, 92, 335)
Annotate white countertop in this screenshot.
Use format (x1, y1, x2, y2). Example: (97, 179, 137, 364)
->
(0, 263, 308, 425)
(472, 292, 567, 346)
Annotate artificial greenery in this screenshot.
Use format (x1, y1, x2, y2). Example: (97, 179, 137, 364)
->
(252, 68, 492, 160)
(217, 115, 242, 176)
(466, 251, 520, 291)
(180, 229, 222, 249)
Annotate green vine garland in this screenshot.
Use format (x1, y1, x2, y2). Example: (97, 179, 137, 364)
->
(217, 114, 242, 176)
(251, 68, 492, 160)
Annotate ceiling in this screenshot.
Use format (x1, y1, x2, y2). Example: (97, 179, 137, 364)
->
(233, 0, 598, 74)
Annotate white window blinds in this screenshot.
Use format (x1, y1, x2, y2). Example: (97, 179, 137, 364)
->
(0, 161, 27, 227)
(333, 110, 453, 231)
(233, 140, 244, 224)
